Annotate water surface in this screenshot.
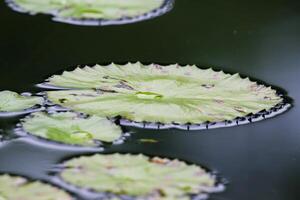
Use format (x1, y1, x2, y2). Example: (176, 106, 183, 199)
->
(0, 0, 300, 200)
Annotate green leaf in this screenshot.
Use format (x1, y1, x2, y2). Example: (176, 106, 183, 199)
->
(12, 0, 164, 20)
(46, 63, 283, 124)
(0, 175, 71, 200)
(0, 91, 43, 112)
(61, 154, 216, 199)
(21, 112, 122, 145)
(139, 138, 158, 143)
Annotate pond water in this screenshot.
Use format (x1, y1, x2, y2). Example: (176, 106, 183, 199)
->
(0, 0, 300, 200)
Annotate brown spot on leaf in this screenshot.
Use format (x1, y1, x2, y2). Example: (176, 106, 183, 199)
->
(214, 99, 224, 104)
(114, 81, 134, 90)
(14, 178, 27, 187)
(102, 75, 119, 80)
(151, 157, 169, 165)
(213, 74, 219, 80)
(59, 98, 68, 103)
(234, 106, 247, 113)
(201, 84, 215, 89)
(250, 84, 257, 91)
(264, 96, 272, 100)
(154, 64, 163, 70)
(80, 94, 97, 97)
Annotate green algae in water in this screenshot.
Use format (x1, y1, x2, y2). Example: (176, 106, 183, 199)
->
(61, 154, 217, 199)
(21, 112, 122, 145)
(139, 138, 158, 143)
(10, 0, 165, 20)
(0, 91, 43, 113)
(0, 174, 71, 200)
(46, 63, 283, 124)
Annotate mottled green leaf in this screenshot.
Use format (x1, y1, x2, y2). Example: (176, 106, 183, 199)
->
(61, 154, 216, 199)
(46, 63, 282, 124)
(0, 90, 43, 112)
(0, 175, 71, 200)
(22, 112, 122, 145)
(12, 0, 164, 20)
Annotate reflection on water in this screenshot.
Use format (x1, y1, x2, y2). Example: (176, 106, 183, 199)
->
(120, 102, 291, 130)
(0, 137, 102, 178)
(0, 106, 44, 117)
(0, 137, 224, 200)
(0, 137, 102, 199)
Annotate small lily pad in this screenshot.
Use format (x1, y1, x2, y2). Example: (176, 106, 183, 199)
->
(0, 90, 43, 113)
(46, 63, 283, 125)
(21, 112, 122, 145)
(8, 0, 169, 26)
(61, 154, 218, 199)
(139, 138, 158, 143)
(0, 174, 71, 200)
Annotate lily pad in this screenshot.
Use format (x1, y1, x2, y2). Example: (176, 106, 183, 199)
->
(46, 63, 283, 124)
(0, 174, 71, 200)
(0, 90, 43, 113)
(61, 154, 217, 199)
(21, 112, 122, 145)
(8, 0, 169, 25)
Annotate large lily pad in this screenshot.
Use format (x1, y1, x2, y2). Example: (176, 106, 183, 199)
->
(0, 90, 43, 113)
(9, 0, 166, 24)
(0, 174, 71, 200)
(61, 154, 217, 199)
(21, 112, 122, 145)
(46, 63, 283, 124)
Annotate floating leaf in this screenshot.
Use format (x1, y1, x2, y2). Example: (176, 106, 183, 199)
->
(46, 63, 283, 124)
(139, 138, 158, 143)
(10, 0, 165, 20)
(0, 90, 43, 113)
(21, 112, 122, 145)
(61, 154, 217, 199)
(0, 174, 71, 200)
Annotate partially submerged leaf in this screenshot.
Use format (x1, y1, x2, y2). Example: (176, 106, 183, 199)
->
(61, 154, 217, 199)
(21, 112, 122, 145)
(0, 90, 43, 112)
(0, 174, 71, 200)
(139, 138, 158, 143)
(11, 0, 165, 20)
(46, 63, 283, 124)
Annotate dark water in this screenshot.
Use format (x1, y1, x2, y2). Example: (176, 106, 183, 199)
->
(0, 0, 300, 200)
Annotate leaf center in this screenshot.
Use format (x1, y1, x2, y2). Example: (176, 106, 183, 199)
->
(135, 92, 163, 100)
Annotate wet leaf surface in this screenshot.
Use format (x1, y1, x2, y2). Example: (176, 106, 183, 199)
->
(8, 0, 168, 25)
(0, 174, 71, 200)
(61, 154, 219, 199)
(46, 63, 283, 124)
(21, 112, 122, 145)
(0, 91, 43, 113)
